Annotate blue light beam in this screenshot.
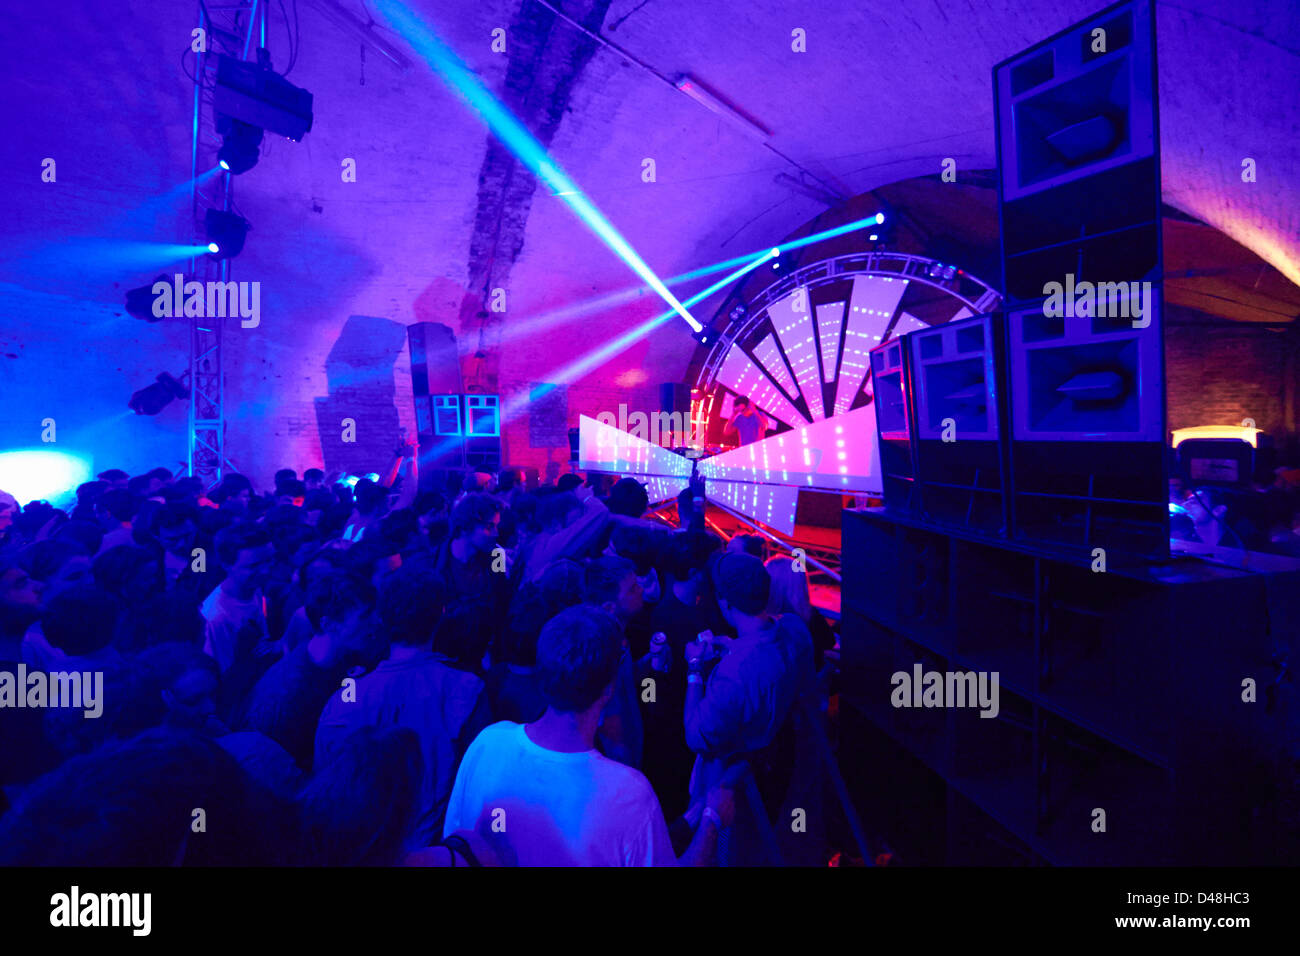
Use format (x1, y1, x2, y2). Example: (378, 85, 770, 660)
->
(375, 0, 704, 332)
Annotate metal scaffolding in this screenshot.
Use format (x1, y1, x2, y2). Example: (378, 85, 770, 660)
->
(187, 0, 267, 487)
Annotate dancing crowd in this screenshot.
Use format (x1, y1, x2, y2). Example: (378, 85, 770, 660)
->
(0, 460, 838, 866)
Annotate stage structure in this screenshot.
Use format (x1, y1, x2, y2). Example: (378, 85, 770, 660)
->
(186, 0, 268, 487)
(579, 252, 1002, 550)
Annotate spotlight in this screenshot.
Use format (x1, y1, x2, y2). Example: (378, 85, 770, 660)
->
(692, 327, 719, 348)
(129, 373, 189, 416)
(204, 209, 249, 259)
(216, 116, 264, 175)
(728, 302, 747, 323)
(125, 274, 170, 322)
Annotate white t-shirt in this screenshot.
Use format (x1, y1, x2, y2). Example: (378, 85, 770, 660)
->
(443, 721, 677, 866)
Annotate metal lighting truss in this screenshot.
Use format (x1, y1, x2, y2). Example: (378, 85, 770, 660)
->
(187, 0, 268, 487)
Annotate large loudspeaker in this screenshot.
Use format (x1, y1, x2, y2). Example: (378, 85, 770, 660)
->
(869, 337, 917, 514)
(408, 323, 465, 487)
(464, 394, 501, 472)
(995, 0, 1160, 300)
(995, 0, 1168, 559)
(909, 313, 1008, 534)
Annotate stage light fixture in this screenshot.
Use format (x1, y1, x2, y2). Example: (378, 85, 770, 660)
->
(216, 116, 264, 174)
(129, 373, 189, 416)
(125, 274, 170, 322)
(204, 209, 249, 259)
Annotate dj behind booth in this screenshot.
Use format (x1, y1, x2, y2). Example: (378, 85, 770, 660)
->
(839, 0, 1300, 866)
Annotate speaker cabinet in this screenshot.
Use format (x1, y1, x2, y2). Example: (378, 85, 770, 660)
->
(408, 323, 464, 489)
(869, 337, 917, 514)
(464, 394, 501, 472)
(910, 313, 1008, 534)
(995, 0, 1161, 300)
(1007, 299, 1167, 557)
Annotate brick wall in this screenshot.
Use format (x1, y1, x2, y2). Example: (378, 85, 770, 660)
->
(1165, 307, 1299, 453)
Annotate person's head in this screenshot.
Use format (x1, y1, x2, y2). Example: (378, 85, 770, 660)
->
(304, 571, 378, 658)
(211, 473, 254, 513)
(537, 491, 582, 532)
(303, 467, 325, 491)
(583, 555, 643, 624)
(156, 502, 198, 556)
(0, 490, 18, 535)
(127, 474, 154, 499)
(764, 556, 812, 622)
(0, 558, 42, 635)
(76, 479, 109, 504)
(92, 545, 164, 604)
(677, 487, 696, 527)
(53, 519, 104, 557)
(609, 524, 663, 578)
(450, 493, 501, 554)
(535, 604, 625, 716)
(301, 488, 335, 526)
(20, 540, 93, 603)
(95, 488, 137, 527)
(734, 395, 754, 416)
(661, 531, 716, 585)
(607, 477, 649, 519)
(274, 468, 297, 487)
(556, 473, 582, 494)
(353, 478, 387, 517)
(97, 468, 129, 490)
(42, 584, 120, 657)
(712, 552, 771, 627)
(0, 727, 278, 866)
(213, 523, 274, 594)
(138, 642, 221, 732)
(497, 468, 519, 495)
(377, 564, 444, 647)
(299, 726, 424, 866)
(726, 533, 766, 561)
(276, 479, 306, 506)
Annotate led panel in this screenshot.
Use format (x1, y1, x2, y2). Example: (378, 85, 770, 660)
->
(706, 480, 800, 536)
(833, 275, 908, 416)
(577, 414, 693, 477)
(769, 288, 825, 420)
(751, 333, 798, 396)
(698, 404, 881, 494)
(815, 301, 845, 383)
(715, 344, 807, 428)
(890, 311, 930, 338)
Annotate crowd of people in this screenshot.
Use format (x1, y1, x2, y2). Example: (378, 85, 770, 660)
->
(0, 460, 839, 866)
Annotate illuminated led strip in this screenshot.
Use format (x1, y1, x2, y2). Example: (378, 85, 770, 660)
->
(715, 346, 808, 428)
(706, 481, 800, 536)
(698, 405, 880, 493)
(833, 275, 908, 416)
(769, 290, 824, 420)
(751, 333, 798, 396)
(577, 415, 692, 477)
(890, 310, 930, 338)
(815, 301, 845, 383)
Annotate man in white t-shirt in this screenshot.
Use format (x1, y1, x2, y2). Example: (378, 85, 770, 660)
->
(443, 605, 684, 866)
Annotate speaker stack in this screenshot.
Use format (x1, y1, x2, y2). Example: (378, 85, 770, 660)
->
(869, 0, 1169, 559)
(408, 322, 467, 489)
(997, 0, 1166, 558)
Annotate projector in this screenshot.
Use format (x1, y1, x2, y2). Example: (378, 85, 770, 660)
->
(213, 54, 313, 141)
